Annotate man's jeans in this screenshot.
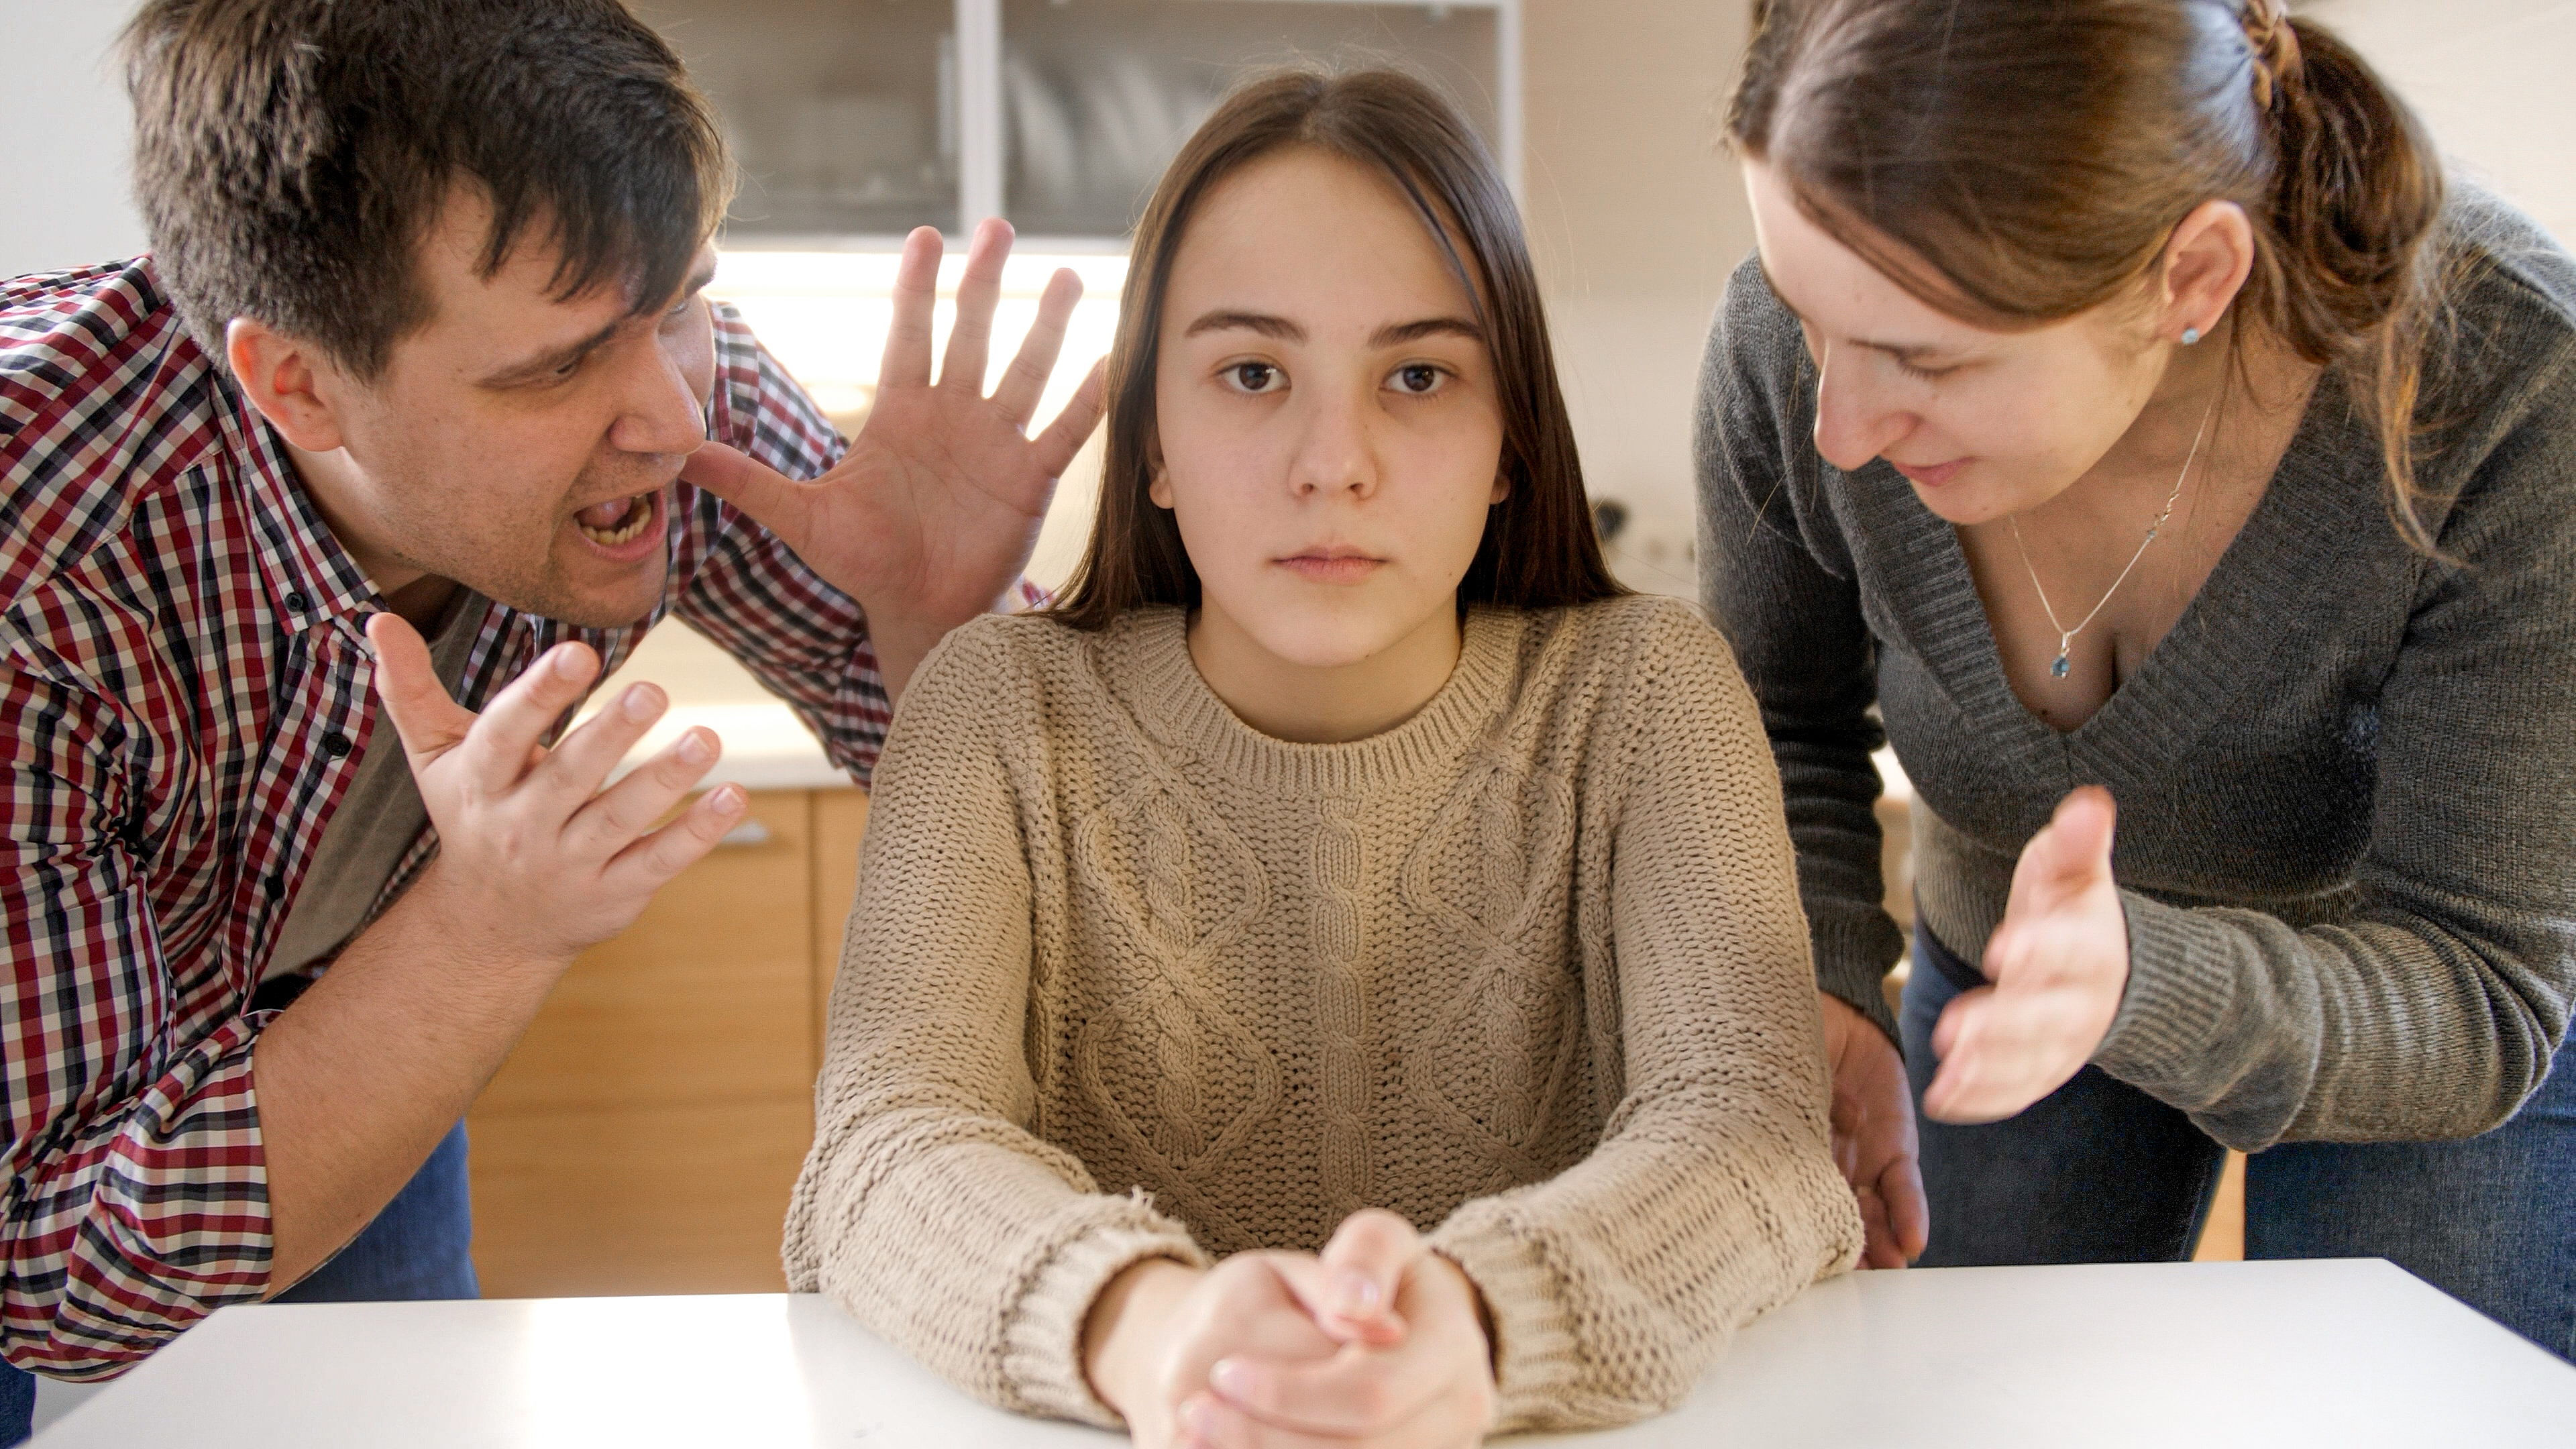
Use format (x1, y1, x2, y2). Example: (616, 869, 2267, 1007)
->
(1902, 923, 2576, 1362)
(0, 1122, 476, 1446)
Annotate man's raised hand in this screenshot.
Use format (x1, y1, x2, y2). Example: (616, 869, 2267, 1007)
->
(366, 612, 747, 967)
(682, 218, 1108, 700)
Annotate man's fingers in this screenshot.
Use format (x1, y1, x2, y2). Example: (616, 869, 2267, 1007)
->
(939, 217, 1012, 396)
(535, 683, 676, 814)
(991, 266, 1082, 427)
(681, 440, 807, 533)
(601, 783, 748, 894)
(881, 225, 943, 389)
(1030, 355, 1109, 479)
(365, 612, 476, 768)
(455, 641, 602, 796)
(564, 724, 722, 858)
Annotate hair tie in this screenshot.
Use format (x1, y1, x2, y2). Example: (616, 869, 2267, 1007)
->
(2241, 0, 2304, 111)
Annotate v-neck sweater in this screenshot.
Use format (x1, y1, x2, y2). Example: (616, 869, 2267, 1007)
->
(1696, 188, 2576, 1152)
(783, 598, 1862, 1434)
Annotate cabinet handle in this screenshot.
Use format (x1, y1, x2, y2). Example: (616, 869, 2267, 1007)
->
(716, 819, 773, 849)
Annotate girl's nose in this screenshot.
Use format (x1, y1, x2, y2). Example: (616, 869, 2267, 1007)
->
(1290, 387, 1381, 499)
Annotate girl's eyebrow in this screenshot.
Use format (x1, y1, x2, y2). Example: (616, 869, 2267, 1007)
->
(1185, 309, 1305, 341)
(1373, 316, 1485, 347)
(1178, 311, 1487, 347)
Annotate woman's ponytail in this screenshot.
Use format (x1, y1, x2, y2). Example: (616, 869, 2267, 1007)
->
(2243, 3, 2454, 547)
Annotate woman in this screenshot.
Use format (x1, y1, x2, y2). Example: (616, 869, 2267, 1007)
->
(788, 69, 1860, 1449)
(1699, 0, 2576, 1355)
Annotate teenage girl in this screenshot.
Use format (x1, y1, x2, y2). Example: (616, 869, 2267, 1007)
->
(788, 70, 1863, 1448)
(1702, 0, 2576, 1355)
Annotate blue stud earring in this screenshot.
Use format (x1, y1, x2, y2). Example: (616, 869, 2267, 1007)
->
(2181, 327, 2203, 345)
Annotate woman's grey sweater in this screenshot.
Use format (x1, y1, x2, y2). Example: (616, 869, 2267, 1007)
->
(1695, 190, 2576, 1151)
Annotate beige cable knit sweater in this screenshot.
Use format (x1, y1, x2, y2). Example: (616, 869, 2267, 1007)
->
(783, 596, 1862, 1435)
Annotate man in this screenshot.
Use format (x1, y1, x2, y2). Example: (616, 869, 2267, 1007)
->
(0, 0, 1100, 1432)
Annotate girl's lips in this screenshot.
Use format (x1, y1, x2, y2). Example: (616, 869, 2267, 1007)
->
(1277, 553, 1385, 584)
(1891, 458, 1968, 489)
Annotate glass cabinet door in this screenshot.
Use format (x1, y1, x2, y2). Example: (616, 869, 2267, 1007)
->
(998, 0, 1503, 238)
(637, 0, 961, 239)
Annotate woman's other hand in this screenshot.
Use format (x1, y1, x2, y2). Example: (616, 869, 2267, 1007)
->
(1183, 1210, 1497, 1448)
(1923, 786, 2129, 1124)
(1819, 992, 1929, 1267)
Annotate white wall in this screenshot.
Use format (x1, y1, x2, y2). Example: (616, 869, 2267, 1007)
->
(0, 1, 147, 276)
(2305, 0, 2576, 247)
(1520, 0, 1755, 596)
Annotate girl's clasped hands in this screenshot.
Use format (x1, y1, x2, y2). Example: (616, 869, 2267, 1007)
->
(1084, 1211, 1496, 1449)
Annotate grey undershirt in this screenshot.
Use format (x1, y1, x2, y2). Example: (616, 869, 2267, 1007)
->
(1695, 184, 2576, 1152)
(264, 590, 487, 981)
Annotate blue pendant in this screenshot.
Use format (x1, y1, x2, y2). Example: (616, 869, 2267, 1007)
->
(2051, 655, 2071, 679)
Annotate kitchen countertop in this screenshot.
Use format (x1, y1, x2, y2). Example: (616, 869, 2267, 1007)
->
(34, 1260, 2575, 1446)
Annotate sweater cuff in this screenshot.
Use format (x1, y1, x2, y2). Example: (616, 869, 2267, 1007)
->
(1426, 1201, 1580, 1436)
(1811, 908, 1904, 1046)
(2090, 892, 2239, 1110)
(1000, 1195, 1210, 1429)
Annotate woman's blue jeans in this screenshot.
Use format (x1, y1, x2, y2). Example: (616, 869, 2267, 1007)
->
(1901, 923, 2576, 1361)
(0, 1121, 476, 1445)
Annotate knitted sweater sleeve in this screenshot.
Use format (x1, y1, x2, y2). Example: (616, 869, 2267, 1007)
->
(1427, 604, 1865, 1433)
(781, 621, 1210, 1428)
(2097, 331, 2576, 1148)
(1693, 262, 1907, 1042)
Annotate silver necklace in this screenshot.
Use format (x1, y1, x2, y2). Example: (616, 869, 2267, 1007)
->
(2006, 392, 2218, 681)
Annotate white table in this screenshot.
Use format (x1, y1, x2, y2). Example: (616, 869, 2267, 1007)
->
(34, 1260, 2576, 1446)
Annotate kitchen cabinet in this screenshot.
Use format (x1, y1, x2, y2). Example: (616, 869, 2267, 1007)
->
(635, 0, 1519, 243)
(466, 787, 871, 1297)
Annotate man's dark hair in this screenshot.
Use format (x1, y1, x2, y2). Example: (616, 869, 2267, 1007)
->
(123, 0, 734, 379)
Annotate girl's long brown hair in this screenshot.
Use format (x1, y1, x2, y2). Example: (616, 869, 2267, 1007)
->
(1729, 0, 2459, 551)
(1050, 68, 1625, 629)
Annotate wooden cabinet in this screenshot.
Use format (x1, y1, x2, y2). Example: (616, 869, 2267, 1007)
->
(466, 788, 870, 1297)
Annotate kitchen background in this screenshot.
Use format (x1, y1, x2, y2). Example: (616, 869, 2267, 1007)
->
(3, 1, 2571, 1416)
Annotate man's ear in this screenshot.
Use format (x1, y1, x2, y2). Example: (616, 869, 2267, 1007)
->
(225, 318, 352, 453)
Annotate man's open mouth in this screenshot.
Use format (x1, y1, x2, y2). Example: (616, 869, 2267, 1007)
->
(574, 492, 659, 547)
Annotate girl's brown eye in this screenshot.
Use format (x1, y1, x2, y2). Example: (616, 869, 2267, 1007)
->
(1393, 364, 1442, 394)
(1229, 362, 1280, 392)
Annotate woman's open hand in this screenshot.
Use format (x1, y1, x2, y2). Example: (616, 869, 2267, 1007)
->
(1923, 786, 2129, 1123)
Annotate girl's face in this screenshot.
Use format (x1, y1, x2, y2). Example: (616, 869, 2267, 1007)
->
(1741, 158, 2168, 525)
(1150, 146, 1506, 674)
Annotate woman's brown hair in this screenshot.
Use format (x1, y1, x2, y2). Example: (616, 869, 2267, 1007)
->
(1049, 68, 1625, 629)
(1729, 0, 2457, 549)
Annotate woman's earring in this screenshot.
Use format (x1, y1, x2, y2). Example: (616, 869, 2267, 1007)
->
(2180, 327, 2203, 346)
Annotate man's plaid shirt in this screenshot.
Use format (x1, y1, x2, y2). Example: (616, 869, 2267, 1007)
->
(0, 258, 924, 1376)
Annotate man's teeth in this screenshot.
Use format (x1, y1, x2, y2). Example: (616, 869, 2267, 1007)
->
(576, 494, 655, 546)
